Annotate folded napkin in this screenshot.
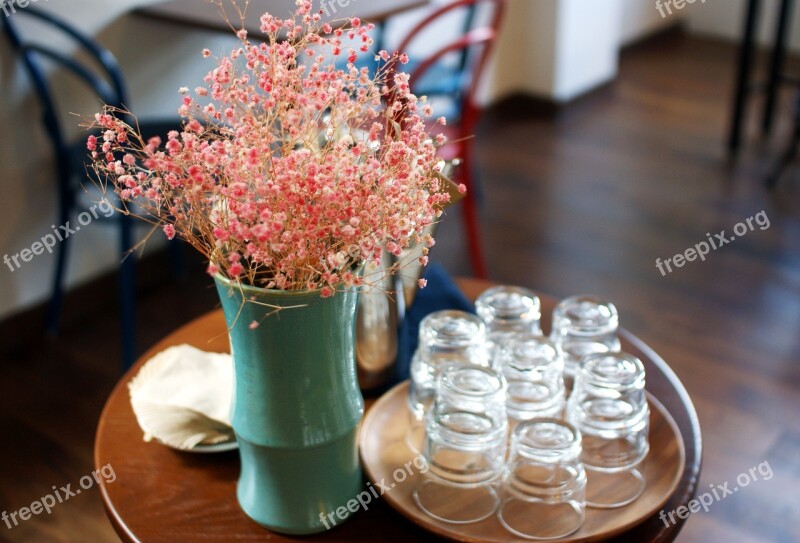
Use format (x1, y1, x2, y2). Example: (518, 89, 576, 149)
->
(129, 344, 235, 450)
(392, 263, 476, 387)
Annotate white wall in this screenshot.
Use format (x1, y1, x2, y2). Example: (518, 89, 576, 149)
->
(486, 0, 617, 103)
(483, 0, 560, 100)
(484, 0, 684, 104)
(619, 0, 685, 45)
(687, 0, 800, 53)
(553, 0, 622, 101)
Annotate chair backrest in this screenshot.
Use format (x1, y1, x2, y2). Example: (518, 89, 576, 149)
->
(2, 8, 128, 164)
(396, 0, 505, 120)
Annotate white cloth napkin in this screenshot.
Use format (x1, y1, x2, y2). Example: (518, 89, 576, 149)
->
(129, 344, 235, 450)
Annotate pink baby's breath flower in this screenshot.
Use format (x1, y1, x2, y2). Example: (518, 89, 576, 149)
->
(320, 286, 335, 298)
(229, 262, 245, 276)
(86, 6, 451, 302)
(163, 224, 176, 240)
(213, 227, 230, 242)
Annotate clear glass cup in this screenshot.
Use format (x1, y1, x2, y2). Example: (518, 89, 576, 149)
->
(498, 334, 565, 422)
(549, 295, 621, 388)
(413, 365, 508, 524)
(498, 419, 586, 540)
(566, 352, 649, 508)
(476, 286, 542, 362)
(408, 310, 489, 420)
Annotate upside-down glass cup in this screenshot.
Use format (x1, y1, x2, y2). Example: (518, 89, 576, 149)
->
(498, 419, 587, 540)
(549, 295, 621, 392)
(567, 352, 650, 509)
(407, 311, 489, 453)
(476, 286, 542, 363)
(498, 335, 565, 425)
(413, 365, 508, 524)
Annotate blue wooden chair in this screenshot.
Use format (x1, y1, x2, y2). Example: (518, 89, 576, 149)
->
(2, 7, 183, 369)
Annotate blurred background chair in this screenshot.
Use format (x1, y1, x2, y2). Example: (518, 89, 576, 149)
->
(399, 0, 479, 120)
(396, 0, 506, 279)
(2, 8, 182, 369)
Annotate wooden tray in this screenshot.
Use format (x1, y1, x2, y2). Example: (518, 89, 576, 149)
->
(359, 381, 685, 543)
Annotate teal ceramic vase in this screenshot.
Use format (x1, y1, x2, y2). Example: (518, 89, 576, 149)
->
(214, 274, 364, 535)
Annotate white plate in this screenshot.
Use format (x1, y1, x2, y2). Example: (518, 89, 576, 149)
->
(161, 438, 238, 453)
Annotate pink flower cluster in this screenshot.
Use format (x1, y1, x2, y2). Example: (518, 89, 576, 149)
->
(88, 0, 450, 296)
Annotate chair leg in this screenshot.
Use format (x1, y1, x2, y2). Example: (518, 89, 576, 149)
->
(46, 210, 70, 335)
(462, 190, 488, 279)
(767, 91, 800, 188)
(767, 134, 800, 189)
(762, 0, 794, 135)
(119, 214, 136, 370)
(46, 166, 74, 335)
(728, 0, 762, 154)
(459, 157, 488, 279)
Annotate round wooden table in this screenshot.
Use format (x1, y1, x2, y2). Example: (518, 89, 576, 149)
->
(95, 278, 702, 543)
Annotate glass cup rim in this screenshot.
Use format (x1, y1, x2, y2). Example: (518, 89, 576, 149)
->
(512, 418, 583, 455)
(501, 334, 560, 371)
(476, 285, 542, 322)
(578, 352, 646, 387)
(438, 363, 507, 400)
(419, 310, 486, 347)
(552, 294, 619, 335)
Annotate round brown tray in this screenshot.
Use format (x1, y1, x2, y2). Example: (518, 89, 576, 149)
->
(359, 381, 685, 543)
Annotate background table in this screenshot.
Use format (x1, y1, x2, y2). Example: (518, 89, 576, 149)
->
(140, 0, 429, 33)
(95, 278, 702, 543)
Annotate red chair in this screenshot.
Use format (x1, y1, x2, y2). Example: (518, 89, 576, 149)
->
(396, 0, 506, 279)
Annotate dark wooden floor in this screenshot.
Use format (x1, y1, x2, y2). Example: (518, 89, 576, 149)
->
(1, 31, 799, 542)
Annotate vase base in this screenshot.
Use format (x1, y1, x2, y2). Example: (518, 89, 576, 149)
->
(236, 427, 362, 535)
